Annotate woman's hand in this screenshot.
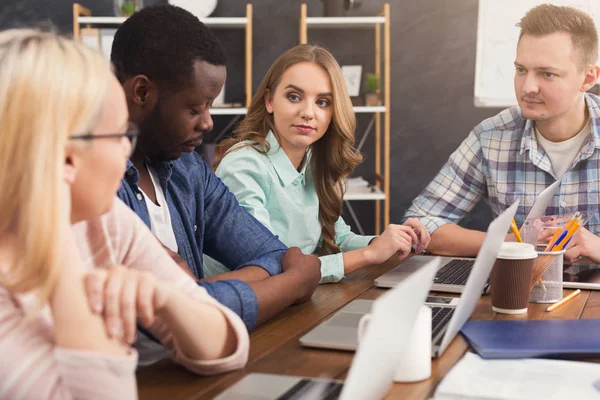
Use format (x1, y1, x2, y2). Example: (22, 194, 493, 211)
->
(363, 224, 420, 264)
(402, 218, 431, 253)
(84, 266, 173, 344)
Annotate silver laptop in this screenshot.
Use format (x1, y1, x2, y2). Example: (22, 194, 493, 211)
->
(300, 201, 518, 359)
(375, 182, 559, 293)
(214, 258, 440, 400)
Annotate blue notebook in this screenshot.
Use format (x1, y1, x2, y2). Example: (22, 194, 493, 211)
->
(460, 319, 600, 359)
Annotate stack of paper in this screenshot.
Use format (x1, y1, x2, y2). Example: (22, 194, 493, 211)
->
(345, 176, 369, 187)
(435, 353, 600, 399)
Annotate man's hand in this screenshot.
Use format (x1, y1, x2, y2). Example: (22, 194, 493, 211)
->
(402, 218, 431, 253)
(563, 227, 600, 264)
(281, 247, 321, 303)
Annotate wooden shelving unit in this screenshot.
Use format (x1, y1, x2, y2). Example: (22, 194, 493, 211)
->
(300, 3, 391, 234)
(73, 3, 254, 109)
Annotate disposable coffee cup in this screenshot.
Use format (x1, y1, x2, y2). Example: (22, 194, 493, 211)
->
(490, 242, 537, 314)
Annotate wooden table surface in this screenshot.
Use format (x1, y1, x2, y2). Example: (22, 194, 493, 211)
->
(137, 259, 600, 399)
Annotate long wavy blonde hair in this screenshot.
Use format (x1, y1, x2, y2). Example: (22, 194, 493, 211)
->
(216, 44, 362, 255)
(0, 29, 110, 304)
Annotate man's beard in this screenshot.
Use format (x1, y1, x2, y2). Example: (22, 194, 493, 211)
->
(137, 103, 174, 162)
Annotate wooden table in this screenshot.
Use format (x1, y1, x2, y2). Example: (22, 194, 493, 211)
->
(137, 260, 600, 399)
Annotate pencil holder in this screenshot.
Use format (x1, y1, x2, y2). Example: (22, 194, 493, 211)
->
(529, 249, 565, 303)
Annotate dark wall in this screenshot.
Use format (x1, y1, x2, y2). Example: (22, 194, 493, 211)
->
(0, 0, 504, 233)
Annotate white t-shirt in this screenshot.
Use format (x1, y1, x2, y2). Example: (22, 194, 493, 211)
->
(137, 164, 179, 365)
(140, 164, 178, 253)
(535, 118, 591, 179)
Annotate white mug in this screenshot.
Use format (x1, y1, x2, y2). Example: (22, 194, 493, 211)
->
(358, 305, 432, 383)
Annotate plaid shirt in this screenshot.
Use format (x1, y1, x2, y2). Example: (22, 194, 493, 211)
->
(404, 93, 600, 235)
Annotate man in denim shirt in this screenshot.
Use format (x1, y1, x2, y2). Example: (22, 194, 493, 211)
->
(111, 4, 321, 343)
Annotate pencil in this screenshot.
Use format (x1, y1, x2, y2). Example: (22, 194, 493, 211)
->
(553, 221, 580, 251)
(546, 289, 581, 312)
(511, 219, 523, 243)
(543, 228, 563, 252)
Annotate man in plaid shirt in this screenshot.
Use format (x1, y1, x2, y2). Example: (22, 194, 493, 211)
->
(404, 4, 600, 263)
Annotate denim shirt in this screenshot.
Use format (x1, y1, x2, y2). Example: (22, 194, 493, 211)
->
(117, 151, 287, 330)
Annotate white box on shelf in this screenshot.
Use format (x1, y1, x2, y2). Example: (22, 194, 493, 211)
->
(341, 65, 362, 97)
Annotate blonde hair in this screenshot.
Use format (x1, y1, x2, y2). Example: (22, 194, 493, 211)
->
(0, 29, 110, 304)
(518, 4, 599, 69)
(216, 44, 362, 255)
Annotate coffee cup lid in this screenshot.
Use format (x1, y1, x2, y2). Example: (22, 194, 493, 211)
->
(497, 242, 538, 260)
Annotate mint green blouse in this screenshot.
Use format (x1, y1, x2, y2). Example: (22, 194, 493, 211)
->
(203, 131, 375, 283)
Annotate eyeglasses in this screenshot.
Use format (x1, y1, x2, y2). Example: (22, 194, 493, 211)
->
(70, 123, 140, 157)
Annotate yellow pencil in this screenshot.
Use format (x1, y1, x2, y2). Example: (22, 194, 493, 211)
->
(544, 228, 563, 252)
(546, 289, 581, 312)
(511, 219, 523, 243)
(552, 221, 580, 251)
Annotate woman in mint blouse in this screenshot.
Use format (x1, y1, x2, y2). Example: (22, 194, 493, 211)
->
(207, 45, 430, 283)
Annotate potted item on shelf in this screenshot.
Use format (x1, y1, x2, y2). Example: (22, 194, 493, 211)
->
(168, 0, 218, 18)
(321, 0, 362, 16)
(114, 0, 143, 17)
(364, 73, 381, 106)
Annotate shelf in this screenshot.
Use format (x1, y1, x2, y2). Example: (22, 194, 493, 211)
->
(353, 106, 386, 113)
(210, 107, 247, 115)
(77, 16, 248, 28)
(78, 16, 125, 24)
(305, 16, 385, 28)
(344, 185, 386, 201)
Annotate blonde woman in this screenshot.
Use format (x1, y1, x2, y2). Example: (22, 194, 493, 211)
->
(208, 45, 430, 283)
(0, 29, 247, 399)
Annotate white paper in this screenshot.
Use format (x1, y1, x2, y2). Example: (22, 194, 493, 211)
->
(435, 353, 600, 399)
(525, 179, 561, 221)
(99, 29, 117, 62)
(346, 176, 369, 187)
(341, 65, 362, 97)
(80, 29, 101, 51)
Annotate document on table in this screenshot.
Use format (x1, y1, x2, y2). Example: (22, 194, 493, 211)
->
(434, 353, 600, 399)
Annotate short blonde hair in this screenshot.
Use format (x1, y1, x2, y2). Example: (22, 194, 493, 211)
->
(517, 4, 599, 70)
(0, 29, 110, 304)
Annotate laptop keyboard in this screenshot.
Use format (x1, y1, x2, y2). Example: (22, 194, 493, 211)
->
(434, 259, 475, 285)
(277, 379, 344, 400)
(278, 308, 457, 399)
(431, 306, 455, 343)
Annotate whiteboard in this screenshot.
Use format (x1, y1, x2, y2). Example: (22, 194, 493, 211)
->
(474, 0, 600, 107)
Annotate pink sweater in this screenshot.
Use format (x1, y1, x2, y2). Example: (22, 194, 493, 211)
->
(0, 199, 249, 399)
